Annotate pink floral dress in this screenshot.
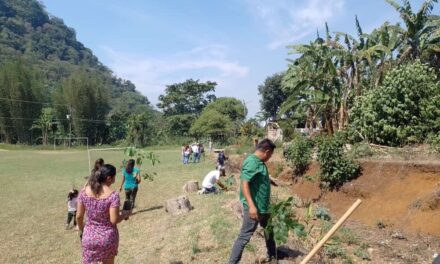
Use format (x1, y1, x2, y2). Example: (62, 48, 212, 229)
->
(78, 191, 120, 264)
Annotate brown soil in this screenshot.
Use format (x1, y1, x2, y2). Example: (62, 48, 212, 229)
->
(290, 160, 440, 235)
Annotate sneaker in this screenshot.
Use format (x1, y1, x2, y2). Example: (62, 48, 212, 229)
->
(65, 224, 70, 230)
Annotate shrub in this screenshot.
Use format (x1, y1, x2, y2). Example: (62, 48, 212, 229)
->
(316, 135, 361, 190)
(347, 143, 374, 159)
(427, 133, 440, 154)
(350, 61, 440, 146)
(285, 135, 314, 176)
(265, 197, 306, 245)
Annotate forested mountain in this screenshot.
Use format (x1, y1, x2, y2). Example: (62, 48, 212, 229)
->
(0, 0, 154, 145)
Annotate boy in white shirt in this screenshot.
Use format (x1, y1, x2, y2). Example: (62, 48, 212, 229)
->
(200, 168, 227, 194)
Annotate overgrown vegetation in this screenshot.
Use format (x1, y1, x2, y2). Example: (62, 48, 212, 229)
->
(265, 197, 306, 245)
(285, 135, 314, 176)
(427, 134, 440, 154)
(316, 135, 361, 190)
(350, 61, 440, 146)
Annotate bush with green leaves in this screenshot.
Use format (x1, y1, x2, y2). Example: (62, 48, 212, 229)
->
(346, 143, 374, 159)
(265, 197, 306, 245)
(426, 133, 440, 154)
(316, 135, 361, 190)
(350, 61, 440, 146)
(285, 135, 314, 176)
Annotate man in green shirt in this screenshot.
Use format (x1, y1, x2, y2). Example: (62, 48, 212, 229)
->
(229, 139, 278, 264)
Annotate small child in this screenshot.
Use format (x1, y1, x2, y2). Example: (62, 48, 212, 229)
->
(66, 189, 78, 230)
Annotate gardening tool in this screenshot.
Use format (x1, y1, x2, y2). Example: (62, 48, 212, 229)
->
(300, 199, 362, 264)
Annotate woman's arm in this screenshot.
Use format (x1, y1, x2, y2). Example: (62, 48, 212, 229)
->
(76, 201, 85, 235)
(109, 207, 130, 225)
(119, 175, 125, 192)
(136, 171, 141, 184)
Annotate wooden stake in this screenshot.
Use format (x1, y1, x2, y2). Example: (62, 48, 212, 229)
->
(300, 199, 362, 264)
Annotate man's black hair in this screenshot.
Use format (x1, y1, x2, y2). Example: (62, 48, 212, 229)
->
(256, 138, 276, 151)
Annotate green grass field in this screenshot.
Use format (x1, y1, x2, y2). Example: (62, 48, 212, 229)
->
(0, 147, 272, 263)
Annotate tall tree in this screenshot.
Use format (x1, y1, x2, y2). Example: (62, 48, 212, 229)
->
(258, 73, 286, 121)
(189, 109, 233, 141)
(0, 61, 42, 143)
(61, 69, 110, 144)
(157, 79, 216, 116)
(126, 113, 155, 147)
(385, 0, 440, 61)
(157, 79, 216, 136)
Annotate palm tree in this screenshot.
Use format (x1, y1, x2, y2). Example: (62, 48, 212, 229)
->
(31, 107, 56, 145)
(385, 0, 440, 61)
(283, 37, 342, 135)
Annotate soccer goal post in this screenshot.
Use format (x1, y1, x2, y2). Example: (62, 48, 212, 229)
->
(53, 137, 89, 151)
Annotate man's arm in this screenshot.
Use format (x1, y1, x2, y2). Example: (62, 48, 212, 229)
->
(269, 175, 278, 186)
(216, 180, 227, 190)
(241, 181, 258, 220)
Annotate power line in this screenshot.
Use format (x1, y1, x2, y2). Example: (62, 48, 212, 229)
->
(0, 97, 69, 106)
(0, 116, 151, 124)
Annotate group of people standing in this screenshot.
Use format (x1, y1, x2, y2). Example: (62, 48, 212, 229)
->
(66, 157, 142, 264)
(67, 137, 280, 263)
(181, 142, 205, 164)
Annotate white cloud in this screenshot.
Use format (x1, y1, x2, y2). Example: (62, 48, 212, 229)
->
(100, 45, 249, 106)
(245, 0, 345, 49)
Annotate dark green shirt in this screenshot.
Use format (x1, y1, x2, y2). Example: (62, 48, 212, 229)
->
(239, 154, 271, 213)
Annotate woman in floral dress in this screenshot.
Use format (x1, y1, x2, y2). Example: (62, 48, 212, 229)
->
(76, 164, 131, 264)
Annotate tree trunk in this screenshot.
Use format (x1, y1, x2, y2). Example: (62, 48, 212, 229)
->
(165, 195, 193, 215)
(182, 181, 199, 193)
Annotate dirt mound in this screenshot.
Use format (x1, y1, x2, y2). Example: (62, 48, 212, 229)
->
(420, 188, 440, 211)
(291, 160, 440, 235)
(227, 154, 245, 173)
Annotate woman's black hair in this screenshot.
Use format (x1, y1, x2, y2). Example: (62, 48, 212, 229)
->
(126, 159, 135, 174)
(67, 189, 79, 200)
(88, 164, 116, 195)
(92, 158, 104, 173)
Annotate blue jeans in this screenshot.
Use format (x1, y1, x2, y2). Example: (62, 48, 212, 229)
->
(194, 152, 200, 163)
(183, 154, 189, 164)
(203, 186, 217, 194)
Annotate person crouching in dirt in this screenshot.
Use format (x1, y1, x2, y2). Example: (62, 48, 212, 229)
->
(199, 168, 227, 194)
(229, 138, 278, 264)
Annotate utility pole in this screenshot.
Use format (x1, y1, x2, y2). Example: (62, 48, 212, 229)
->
(67, 105, 72, 148)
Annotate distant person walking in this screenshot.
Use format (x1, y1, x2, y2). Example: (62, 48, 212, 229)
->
(229, 139, 278, 263)
(183, 145, 191, 164)
(192, 143, 200, 163)
(217, 150, 227, 170)
(119, 159, 141, 209)
(66, 189, 78, 230)
(76, 164, 130, 264)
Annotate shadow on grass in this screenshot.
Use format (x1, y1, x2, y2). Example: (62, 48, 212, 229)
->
(131, 205, 164, 215)
(277, 245, 304, 259)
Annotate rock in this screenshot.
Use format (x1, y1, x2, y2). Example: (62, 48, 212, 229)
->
(391, 231, 406, 240)
(277, 260, 295, 264)
(182, 180, 199, 193)
(165, 195, 193, 215)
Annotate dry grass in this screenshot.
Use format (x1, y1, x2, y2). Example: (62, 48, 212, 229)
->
(0, 147, 285, 263)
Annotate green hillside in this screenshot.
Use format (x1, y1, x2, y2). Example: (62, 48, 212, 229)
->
(0, 0, 155, 145)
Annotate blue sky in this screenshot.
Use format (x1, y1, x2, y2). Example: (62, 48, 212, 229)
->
(41, 0, 433, 117)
